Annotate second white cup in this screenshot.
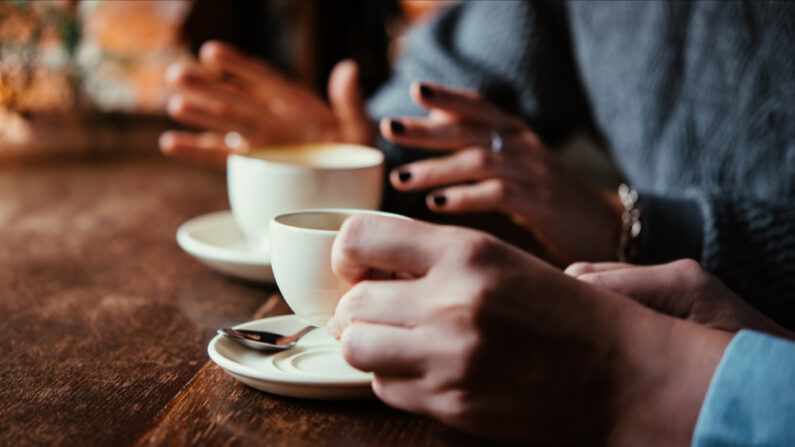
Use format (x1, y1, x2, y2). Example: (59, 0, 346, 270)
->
(228, 143, 384, 252)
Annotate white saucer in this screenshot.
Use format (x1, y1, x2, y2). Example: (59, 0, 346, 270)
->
(176, 210, 274, 283)
(208, 315, 374, 399)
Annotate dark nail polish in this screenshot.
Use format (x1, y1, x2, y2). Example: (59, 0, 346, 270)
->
(390, 120, 405, 134)
(433, 195, 447, 206)
(419, 84, 434, 98)
(398, 171, 412, 182)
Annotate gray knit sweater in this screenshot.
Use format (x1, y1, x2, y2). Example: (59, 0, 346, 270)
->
(369, 1, 795, 327)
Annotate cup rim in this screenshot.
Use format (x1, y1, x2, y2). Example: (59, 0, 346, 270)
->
(270, 209, 410, 235)
(229, 143, 384, 171)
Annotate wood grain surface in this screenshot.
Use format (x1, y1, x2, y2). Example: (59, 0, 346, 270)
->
(0, 153, 495, 446)
(137, 296, 495, 447)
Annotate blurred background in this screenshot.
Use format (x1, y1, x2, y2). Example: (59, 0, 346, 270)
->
(0, 0, 618, 185)
(0, 0, 455, 158)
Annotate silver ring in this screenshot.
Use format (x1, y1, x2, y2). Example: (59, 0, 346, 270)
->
(490, 130, 504, 154)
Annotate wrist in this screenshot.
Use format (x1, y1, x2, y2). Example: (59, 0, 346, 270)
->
(609, 311, 733, 447)
(599, 188, 625, 261)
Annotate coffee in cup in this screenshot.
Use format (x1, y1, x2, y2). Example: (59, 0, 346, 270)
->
(227, 143, 384, 251)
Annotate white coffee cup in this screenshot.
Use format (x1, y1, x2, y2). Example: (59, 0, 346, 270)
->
(270, 209, 409, 327)
(227, 143, 384, 251)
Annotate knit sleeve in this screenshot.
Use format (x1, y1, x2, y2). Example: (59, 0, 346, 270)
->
(368, 0, 589, 218)
(699, 197, 795, 329)
(638, 193, 795, 329)
(368, 0, 589, 145)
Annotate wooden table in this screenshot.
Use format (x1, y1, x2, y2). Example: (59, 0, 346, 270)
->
(0, 152, 497, 446)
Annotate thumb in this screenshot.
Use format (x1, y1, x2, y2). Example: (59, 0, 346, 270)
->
(328, 60, 374, 145)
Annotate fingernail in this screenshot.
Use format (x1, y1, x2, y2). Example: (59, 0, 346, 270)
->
(433, 194, 447, 206)
(390, 120, 405, 134)
(419, 84, 434, 98)
(397, 170, 412, 182)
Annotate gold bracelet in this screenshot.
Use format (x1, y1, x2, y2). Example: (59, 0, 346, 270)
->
(617, 183, 643, 262)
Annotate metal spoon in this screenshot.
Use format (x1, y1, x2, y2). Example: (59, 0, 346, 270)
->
(217, 325, 315, 352)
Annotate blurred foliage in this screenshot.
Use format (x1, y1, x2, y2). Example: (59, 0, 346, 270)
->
(0, 0, 80, 112)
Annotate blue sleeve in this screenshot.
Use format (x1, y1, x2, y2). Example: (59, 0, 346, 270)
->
(692, 330, 795, 447)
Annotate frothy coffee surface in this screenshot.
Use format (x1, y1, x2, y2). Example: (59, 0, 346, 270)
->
(246, 143, 382, 169)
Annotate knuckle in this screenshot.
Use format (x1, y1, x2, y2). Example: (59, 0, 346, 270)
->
(490, 179, 512, 203)
(670, 259, 711, 291)
(452, 331, 480, 364)
(339, 325, 367, 369)
(372, 377, 424, 416)
(336, 215, 369, 259)
(200, 41, 231, 67)
(564, 262, 595, 277)
(459, 232, 499, 266)
(370, 377, 393, 405)
(577, 272, 606, 288)
(166, 64, 189, 86)
(212, 101, 230, 116)
(469, 149, 493, 171)
(670, 258, 704, 278)
(519, 130, 542, 148)
(167, 96, 186, 116)
(466, 278, 493, 311)
(429, 390, 471, 426)
(340, 282, 368, 317)
(371, 376, 386, 398)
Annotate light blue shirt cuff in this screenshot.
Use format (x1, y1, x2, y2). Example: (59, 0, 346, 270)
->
(693, 330, 795, 447)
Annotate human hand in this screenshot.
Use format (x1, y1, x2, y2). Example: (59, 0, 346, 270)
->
(159, 41, 373, 167)
(381, 82, 623, 265)
(566, 259, 795, 340)
(328, 215, 731, 445)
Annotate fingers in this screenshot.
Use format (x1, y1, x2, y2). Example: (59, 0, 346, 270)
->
(199, 40, 291, 92)
(576, 267, 668, 299)
(166, 94, 235, 133)
(166, 62, 261, 117)
(390, 148, 532, 192)
(166, 64, 282, 140)
(328, 60, 373, 145)
(572, 260, 710, 318)
(331, 214, 446, 283)
(572, 260, 721, 322)
(564, 262, 635, 277)
(426, 178, 519, 214)
(372, 375, 429, 416)
(159, 131, 237, 168)
(379, 117, 492, 150)
(340, 322, 425, 376)
(390, 149, 492, 190)
(332, 280, 425, 335)
(409, 81, 517, 128)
